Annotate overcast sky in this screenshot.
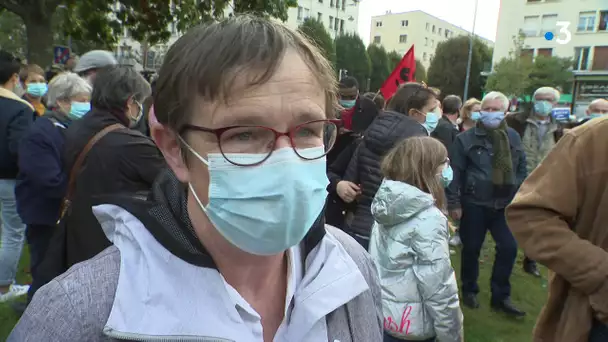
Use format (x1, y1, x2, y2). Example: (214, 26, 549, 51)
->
(357, 0, 501, 45)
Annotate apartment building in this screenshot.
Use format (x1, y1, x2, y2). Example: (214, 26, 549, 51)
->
(286, 0, 361, 39)
(369, 10, 494, 70)
(492, 0, 608, 72)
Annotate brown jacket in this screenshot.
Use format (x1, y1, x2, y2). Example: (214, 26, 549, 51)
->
(506, 116, 608, 342)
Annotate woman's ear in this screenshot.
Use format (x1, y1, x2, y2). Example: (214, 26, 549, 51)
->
(408, 108, 417, 117)
(151, 122, 190, 184)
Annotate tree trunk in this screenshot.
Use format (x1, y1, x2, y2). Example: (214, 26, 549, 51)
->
(24, 16, 54, 67)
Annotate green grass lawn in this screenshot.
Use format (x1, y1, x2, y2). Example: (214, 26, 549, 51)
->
(0, 239, 548, 341)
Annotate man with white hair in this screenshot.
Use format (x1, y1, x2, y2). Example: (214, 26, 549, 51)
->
(505, 86, 562, 277)
(446, 91, 527, 318)
(572, 99, 608, 127)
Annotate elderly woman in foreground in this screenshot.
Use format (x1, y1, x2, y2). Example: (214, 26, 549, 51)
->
(14, 72, 91, 303)
(9, 15, 382, 342)
(446, 91, 528, 318)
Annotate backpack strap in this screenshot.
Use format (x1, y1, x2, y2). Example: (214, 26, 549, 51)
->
(58, 123, 124, 222)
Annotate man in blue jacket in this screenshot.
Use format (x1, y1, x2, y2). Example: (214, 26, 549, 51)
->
(0, 50, 34, 302)
(447, 91, 527, 318)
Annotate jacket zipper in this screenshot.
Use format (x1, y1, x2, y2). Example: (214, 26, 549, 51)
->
(104, 327, 235, 342)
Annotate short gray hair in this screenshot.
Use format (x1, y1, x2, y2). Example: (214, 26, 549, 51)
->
(481, 91, 509, 111)
(533, 87, 560, 102)
(46, 72, 92, 108)
(91, 65, 151, 112)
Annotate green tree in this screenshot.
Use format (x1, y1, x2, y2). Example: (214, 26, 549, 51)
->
(298, 18, 335, 68)
(427, 35, 492, 100)
(525, 55, 573, 98)
(485, 33, 532, 98)
(0, 0, 297, 67)
(0, 10, 26, 58)
(335, 33, 370, 87)
(415, 59, 426, 83)
(367, 44, 390, 92)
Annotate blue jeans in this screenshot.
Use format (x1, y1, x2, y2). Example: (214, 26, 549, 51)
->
(589, 319, 608, 342)
(0, 179, 26, 287)
(459, 203, 517, 302)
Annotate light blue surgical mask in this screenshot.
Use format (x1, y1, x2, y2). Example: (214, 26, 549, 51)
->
(589, 113, 604, 120)
(26, 83, 48, 97)
(423, 111, 440, 133)
(340, 99, 356, 109)
(534, 100, 553, 116)
(479, 111, 505, 129)
(68, 101, 91, 120)
(186, 146, 329, 255)
(440, 165, 453, 188)
(471, 111, 481, 121)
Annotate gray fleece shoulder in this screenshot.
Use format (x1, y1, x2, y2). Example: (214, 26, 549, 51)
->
(325, 225, 384, 340)
(9, 246, 120, 342)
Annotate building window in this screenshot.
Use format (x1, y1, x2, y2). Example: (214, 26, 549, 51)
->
(399, 34, 407, 43)
(445, 29, 450, 38)
(574, 47, 591, 70)
(522, 15, 540, 36)
(426, 23, 430, 31)
(592, 46, 608, 70)
(330, 0, 334, 7)
(340, 19, 345, 34)
(425, 37, 428, 46)
(537, 48, 553, 57)
(334, 17, 339, 31)
(401, 20, 408, 27)
(540, 14, 558, 35)
(297, 6, 303, 20)
(431, 39, 434, 47)
(318, 12, 322, 21)
(520, 48, 534, 61)
(373, 35, 381, 44)
(341, 0, 346, 10)
(438, 28, 442, 35)
(423, 52, 428, 61)
(599, 11, 608, 31)
(376, 21, 383, 27)
(318, 0, 323, 2)
(578, 11, 596, 31)
(329, 15, 334, 29)
(432, 25, 436, 33)
(304, 8, 310, 19)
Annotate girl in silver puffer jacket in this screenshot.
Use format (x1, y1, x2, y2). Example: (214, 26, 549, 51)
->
(369, 136, 464, 342)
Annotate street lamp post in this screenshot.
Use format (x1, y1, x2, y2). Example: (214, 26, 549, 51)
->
(463, 0, 479, 100)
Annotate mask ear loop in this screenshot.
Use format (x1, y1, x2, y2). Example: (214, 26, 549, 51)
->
(176, 135, 209, 166)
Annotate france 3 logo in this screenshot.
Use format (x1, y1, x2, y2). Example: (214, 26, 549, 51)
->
(544, 22, 572, 45)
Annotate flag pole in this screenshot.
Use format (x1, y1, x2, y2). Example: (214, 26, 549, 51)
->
(371, 89, 381, 101)
(463, 0, 479, 100)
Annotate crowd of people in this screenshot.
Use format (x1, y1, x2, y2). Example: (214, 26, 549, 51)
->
(0, 14, 606, 342)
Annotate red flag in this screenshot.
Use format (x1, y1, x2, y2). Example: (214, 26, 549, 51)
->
(380, 46, 416, 100)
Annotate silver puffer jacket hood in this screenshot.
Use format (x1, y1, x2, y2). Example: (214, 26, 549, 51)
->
(369, 179, 463, 342)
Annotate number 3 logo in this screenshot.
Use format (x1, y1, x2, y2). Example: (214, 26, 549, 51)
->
(556, 21, 572, 45)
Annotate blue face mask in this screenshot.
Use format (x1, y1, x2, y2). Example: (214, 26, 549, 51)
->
(186, 146, 329, 255)
(479, 111, 505, 129)
(589, 113, 604, 120)
(471, 111, 481, 121)
(340, 99, 356, 109)
(69, 101, 91, 119)
(440, 165, 453, 188)
(26, 83, 47, 97)
(423, 111, 440, 133)
(534, 100, 553, 116)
